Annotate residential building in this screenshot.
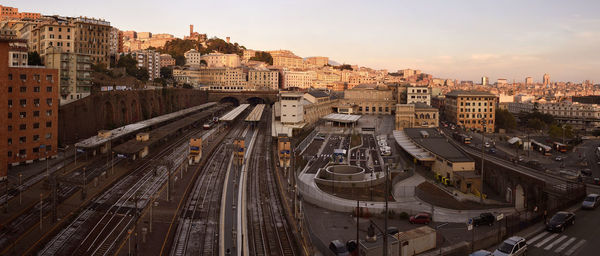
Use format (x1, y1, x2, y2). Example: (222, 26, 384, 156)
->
(1, 37, 59, 181)
(343, 84, 395, 115)
(395, 103, 439, 130)
(444, 90, 497, 133)
(131, 49, 160, 80)
(543, 73, 550, 86)
(305, 56, 329, 67)
(525, 77, 533, 85)
(184, 49, 202, 66)
(497, 78, 508, 85)
(242, 49, 256, 61)
(248, 69, 279, 90)
(282, 70, 313, 89)
(481, 76, 488, 86)
(108, 27, 122, 55)
(0, 5, 41, 21)
(406, 86, 431, 105)
(173, 67, 248, 90)
(508, 101, 600, 129)
(44, 47, 92, 104)
(200, 53, 240, 68)
(273, 55, 303, 69)
(159, 53, 175, 67)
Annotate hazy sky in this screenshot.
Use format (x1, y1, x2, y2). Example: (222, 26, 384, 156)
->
(8, 0, 600, 82)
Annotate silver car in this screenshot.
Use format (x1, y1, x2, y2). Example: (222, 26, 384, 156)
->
(582, 194, 600, 209)
(493, 236, 527, 256)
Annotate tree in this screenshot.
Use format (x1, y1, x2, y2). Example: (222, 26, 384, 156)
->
(200, 59, 207, 66)
(28, 51, 42, 66)
(495, 109, 517, 131)
(250, 51, 273, 65)
(134, 68, 149, 81)
(333, 64, 353, 71)
(160, 67, 173, 80)
(182, 83, 194, 89)
(548, 124, 574, 139)
(527, 118, 545, 131)
(92, 63, 109, 73)
(174, 55, 186, 66)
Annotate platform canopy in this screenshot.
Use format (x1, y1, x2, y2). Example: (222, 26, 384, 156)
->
(220, 104, 250, 121)
(392, 130, 435, 161)
(321, 113, 362, 123)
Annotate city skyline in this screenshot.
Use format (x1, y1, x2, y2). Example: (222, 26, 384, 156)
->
(6, 0, 600, 83)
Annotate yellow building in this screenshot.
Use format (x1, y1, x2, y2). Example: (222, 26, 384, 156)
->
(44, 47, 92, 104)
(395, 103, 439, 130)
(248, 69, 279, 90)
(305, 56, 329, 67)
(444, 90, 497, 133)
(343, 84, 395, 115)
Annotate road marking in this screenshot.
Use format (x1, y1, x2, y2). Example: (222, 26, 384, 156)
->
(534, 233, 558, 247)
(543, 235, 567, 250)
(554, 237, 576, 253)
(527, 231, 548, 244)
(564, 239, 586, 256)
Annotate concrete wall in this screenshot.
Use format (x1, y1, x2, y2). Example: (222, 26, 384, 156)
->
(59, 88, 208, 144)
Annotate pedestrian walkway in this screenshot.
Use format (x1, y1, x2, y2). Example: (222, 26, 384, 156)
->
(526, 231, 586, 255)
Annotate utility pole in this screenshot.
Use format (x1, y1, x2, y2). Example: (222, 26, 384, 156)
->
(51, 173, 57, 223)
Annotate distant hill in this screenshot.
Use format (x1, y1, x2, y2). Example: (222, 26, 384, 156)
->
(328, 60, 340, 66)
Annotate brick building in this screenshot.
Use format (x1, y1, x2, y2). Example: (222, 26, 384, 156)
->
(1, 37, 58, 180)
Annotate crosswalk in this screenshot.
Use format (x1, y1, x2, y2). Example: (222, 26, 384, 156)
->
(527, 231, 586, 255)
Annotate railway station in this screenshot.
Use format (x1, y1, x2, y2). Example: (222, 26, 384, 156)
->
(74, 102, 217, 156)
(220, 103, 250, 122)
(245, 104, 265, 122)
(112, 104, 229, 160)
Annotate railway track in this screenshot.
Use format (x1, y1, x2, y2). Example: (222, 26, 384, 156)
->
(169, 120, 248, 256)
(38, 125, 210, 256)
(247, 109, 298, 256)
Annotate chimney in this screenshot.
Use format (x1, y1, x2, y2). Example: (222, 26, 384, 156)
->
(189, 25, 194, 36)
(226, 37, 230, 43)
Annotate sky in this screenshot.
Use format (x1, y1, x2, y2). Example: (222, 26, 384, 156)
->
(7, 0, 600, 83)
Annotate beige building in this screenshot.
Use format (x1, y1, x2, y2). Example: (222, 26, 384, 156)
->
(242, 49, 256, 61)
(406, 86, 431, 105)
(395, 103, 439, 130)
(283, 70, 313, 89)
(444, 90, 497, 133)
(343, 84, 395, 115)
(200, 53, 241, 68)
(248, 69, 279, 90)
(184, 49, 202, 66)
(305, 56, 329, 67)
(159, 53, 175, 67)
(131, 49, 160, 80)
(279, 92, 304, 124)
(44, 47, 92, 104)
(173, 67, 248, 91)
(273, 55, 303, 69)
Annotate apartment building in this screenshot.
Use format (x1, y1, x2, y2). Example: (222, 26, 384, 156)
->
(242, 49, 256, 61)
(1, 38, 59, 180)
(444, 90, 497, 133)
(184, 49, 202, 66)
(508, 102, 600, 128)
(200, 53, 240, 68)
(44, 47, 92, 104)
(395, 103, 439, 130)
(273, 55, 303, 69)
(406, 86, 431, 105)
(305, 56, 329, 67)
(0, 5, 41, 21)
(174, 67, 248, 90)
(160, 53, 175, 67)
(248, 69, 279, 90)
(131, 49, 160, 80)
(283, 70, 313, 89)
(108, 27, 122, 55)
(343, 84, 395, 115)
(30, 16, 111, 65)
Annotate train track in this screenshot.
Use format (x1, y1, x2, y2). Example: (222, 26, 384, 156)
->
(169, 120, 248, 256)
(247, 109, 298, 256)
(38, 125, 210, 256)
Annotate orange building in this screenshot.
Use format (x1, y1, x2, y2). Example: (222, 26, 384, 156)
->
(1, 37, 59, 180)
(0, 5, 41, 20)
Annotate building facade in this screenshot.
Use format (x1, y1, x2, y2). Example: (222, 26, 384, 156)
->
(1, 38, 59, 180)
(200, 53, 240, 68)
(508, 102, 600, 129)
(0, 5, 41, 21)
(283, 70, 313, 89)
(444, 90, 497, 133)
(44, 47, 92, 104)
(406, 86, 431, 105)
(184, 49, 202, 66)
(279, 92, 304, 124)
(305, 56, 328, 67)
(248, 69, 279, 90)
(343, 84, 395, 115)
(395, 103, 439, 130)
(131, 49, 160, 80)
(159, 53, 175, 67)
(273, 55, 303, 69)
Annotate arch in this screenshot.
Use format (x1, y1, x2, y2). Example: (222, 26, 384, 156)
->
(219, 96, 240, 106)
(246, 97, 266, 105)
(103, 101, 114, 128)
(120, 100, 128, 125)
(130, 99, 139, 122)
(514, 184, 525, 210)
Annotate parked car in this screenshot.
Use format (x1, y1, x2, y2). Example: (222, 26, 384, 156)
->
(555, 156, 563, 161)
(470, 249, 492, 256)
(329, 240, 350, 256)
(488, 148, 497, 154)
(493, 236, 527, 256)
(582, 194, 600, 209)
(546, 211, 575, 232)
(473, 212, 495, 227)
(581, 169, 592, 176)
(345, 240, 357, 253)
(409, 212, 432, 224)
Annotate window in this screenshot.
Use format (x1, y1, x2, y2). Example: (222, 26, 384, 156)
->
(33, 111, 39, 117)
(19, 112, 26, 118)
(34, 99, 40, 106)
(46, 75, 53, 81)
(46, 121, 52, 127)
(19, 136, 26, 143)
(33, 135, 40, 141)
(46, 110, 52, 116)
(19, 99, 26, 107)
(34, 86, 40, 92)
(33, 74, 40, 81)
(46, 98, 52, 106)
(19, 124, 26, 130)
(8, 138, 12, 145)
(8, 74, 12, 80)
(33, 147, 39, 153)
(19, 149, 26, 156)
(20, 86, 26, 92)
(33, 123, 40, 129)
(45, 133, 52, 139)
(20, 74, 26, 80)
(8, 112, 12, 119)
(47, 145, 52, 151)
(8, 87, 12, 93)
(46, 86, 52, 92)
(7, 151, 12, 157)
(8, 100, 12, 108)
(7, 125, 12, 131)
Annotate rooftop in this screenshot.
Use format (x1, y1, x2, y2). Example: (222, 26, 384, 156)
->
(403, 128, 473, 163)
(306, 90, 330, 98)
(446, 90, 496, 97)
(322, 113, 361, 123)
